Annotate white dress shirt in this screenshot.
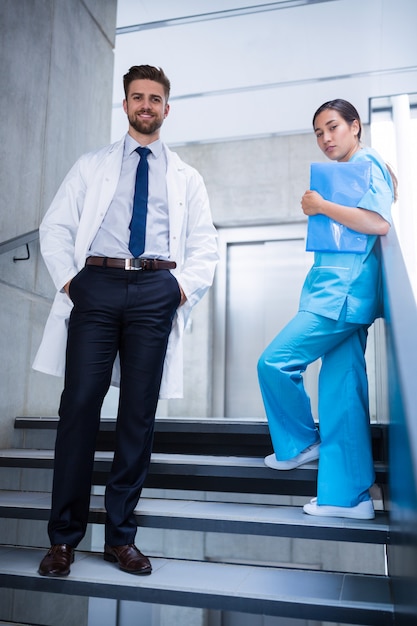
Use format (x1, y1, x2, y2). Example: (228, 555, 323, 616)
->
(89, 134, 170, 259)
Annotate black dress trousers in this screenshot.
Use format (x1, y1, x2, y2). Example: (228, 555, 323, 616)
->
(48, 264, 181, 547)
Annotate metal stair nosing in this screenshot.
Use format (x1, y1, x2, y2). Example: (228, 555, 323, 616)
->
(0, 449, 388, 497)
(14, 417, 389, 461)
(0, 490, 390, 545)
(0, 546, 394, 626)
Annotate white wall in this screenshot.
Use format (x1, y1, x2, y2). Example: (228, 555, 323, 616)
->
(111, 0, 417, 145)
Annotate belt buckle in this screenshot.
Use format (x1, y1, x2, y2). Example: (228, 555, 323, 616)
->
(125, 258, 143, 271)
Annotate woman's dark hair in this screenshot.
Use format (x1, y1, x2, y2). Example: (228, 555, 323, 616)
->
(123, 65, 171, 101)
(313, 99, 362, 141)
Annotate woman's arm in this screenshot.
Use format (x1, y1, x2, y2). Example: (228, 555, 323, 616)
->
(301, 190, 390, 235)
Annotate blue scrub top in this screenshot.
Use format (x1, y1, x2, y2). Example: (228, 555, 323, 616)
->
(299, 147, 394, 324)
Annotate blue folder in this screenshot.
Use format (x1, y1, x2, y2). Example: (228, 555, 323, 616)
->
(306, 161, 371, 253)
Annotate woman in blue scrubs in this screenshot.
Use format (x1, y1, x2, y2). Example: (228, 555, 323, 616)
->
(257, 99, 396, 519)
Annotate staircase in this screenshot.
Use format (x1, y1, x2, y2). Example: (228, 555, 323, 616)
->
(0, 417, 393, 625)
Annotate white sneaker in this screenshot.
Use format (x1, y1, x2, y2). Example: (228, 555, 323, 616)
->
(303, 497, 375, 520)
(264, 442, 320, 470)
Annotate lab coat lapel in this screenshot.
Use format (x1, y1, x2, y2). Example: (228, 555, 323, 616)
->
(74, 139, 125, 266)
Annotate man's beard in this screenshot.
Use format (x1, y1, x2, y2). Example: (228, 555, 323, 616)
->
(128, 111, 163, 136)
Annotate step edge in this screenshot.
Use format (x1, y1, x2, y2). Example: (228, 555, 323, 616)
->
(0, 492, 390, 544)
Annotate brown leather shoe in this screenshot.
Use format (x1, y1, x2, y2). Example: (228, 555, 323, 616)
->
(38, 544, 74, 577)
(104, 543, 152, 575)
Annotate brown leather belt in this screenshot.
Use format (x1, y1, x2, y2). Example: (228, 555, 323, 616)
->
(86, 257, 176, 271)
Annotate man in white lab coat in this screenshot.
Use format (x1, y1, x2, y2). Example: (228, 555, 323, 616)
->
(34, 65, 218, 577)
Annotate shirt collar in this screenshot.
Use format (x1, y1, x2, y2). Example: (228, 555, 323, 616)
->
(124, 133, 163, 159)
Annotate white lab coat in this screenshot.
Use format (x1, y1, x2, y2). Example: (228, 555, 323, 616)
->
(33, 137, 218, 398)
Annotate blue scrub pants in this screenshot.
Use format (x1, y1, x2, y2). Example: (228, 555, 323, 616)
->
(257, 310, 375, 507)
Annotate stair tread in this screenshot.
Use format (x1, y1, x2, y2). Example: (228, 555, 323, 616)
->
(14, 415, 388, 434)
(0, 490, 389, 544)
(0, 448, 387, 472)
(0, 447, 321, 477)
(0, 546, 394, 625)
(0, 448, 388, 497)
(15, 415, 272, 432)
(13, 417, 389, 461)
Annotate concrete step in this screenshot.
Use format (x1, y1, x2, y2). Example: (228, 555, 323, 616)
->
(0, 448, 388, 496)
(0, 545, 394, 626)
(0, 490, 390, 544)
(14, 416, 389, 461)
(0, 622, 39, 626)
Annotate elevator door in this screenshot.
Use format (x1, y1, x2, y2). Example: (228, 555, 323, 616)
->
(224, 237, 319, 418)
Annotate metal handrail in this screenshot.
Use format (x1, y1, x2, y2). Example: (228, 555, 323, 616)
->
(0, 229, 39, 259)
(382, 226, 417, 622)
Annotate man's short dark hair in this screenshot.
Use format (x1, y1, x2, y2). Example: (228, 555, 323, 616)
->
(123, 65, 171, 101)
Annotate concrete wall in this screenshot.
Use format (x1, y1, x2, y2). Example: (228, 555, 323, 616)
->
(0, 0, 117, 447)
(0, 0, 116, 623)
(174, 133, 325, 228)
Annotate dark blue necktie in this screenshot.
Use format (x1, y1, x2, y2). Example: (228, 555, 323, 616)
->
(129, 146, 151, 257)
